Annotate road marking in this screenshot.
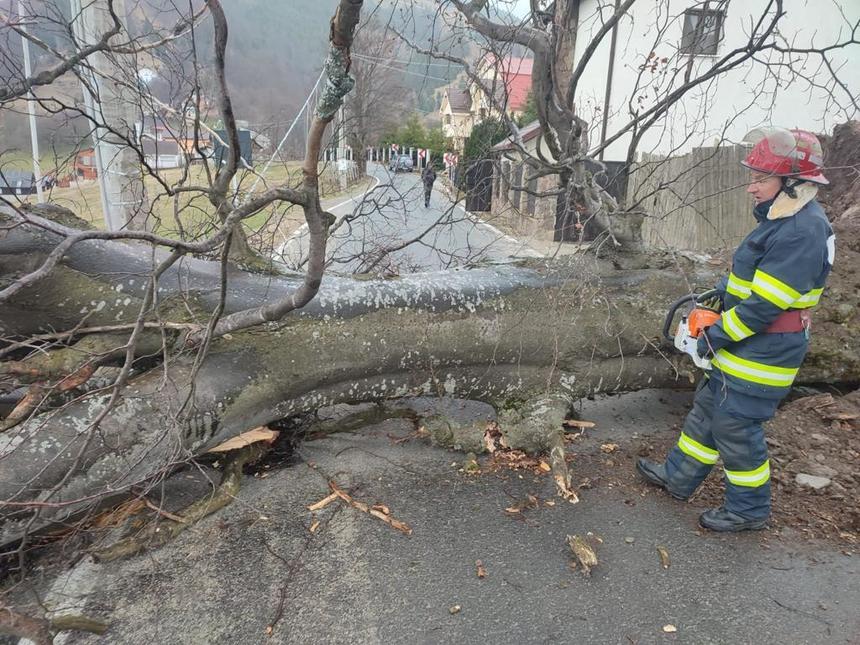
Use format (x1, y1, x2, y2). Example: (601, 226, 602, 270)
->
(278, 176, 382, 257)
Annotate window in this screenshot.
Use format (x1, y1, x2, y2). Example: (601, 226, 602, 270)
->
(681, 7, 724, 56)
(444, 115, 452, 125)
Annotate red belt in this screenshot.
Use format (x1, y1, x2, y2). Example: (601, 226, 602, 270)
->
(765, 310, 811, 333)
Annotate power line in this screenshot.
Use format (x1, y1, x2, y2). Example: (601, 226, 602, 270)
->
(243, 68, 326, 203)
(358, 59, 453, 82)
(352, 53, 462, 69)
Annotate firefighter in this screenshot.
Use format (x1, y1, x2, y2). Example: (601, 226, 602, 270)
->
(637, 128, 835, 532)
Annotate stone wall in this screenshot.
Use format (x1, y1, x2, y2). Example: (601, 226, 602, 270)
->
(490, 158, 558, 241)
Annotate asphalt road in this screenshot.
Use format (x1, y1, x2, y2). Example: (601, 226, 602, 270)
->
(26, 390, 860, 645)
(277, 164, 542, 273)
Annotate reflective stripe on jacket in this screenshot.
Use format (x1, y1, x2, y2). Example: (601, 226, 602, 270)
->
(707, 187, 834, 399)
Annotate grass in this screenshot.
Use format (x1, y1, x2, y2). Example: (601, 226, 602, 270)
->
(2, 149, 365, 242)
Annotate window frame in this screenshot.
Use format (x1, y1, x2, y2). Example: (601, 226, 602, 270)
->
(680, 6, 725, 57)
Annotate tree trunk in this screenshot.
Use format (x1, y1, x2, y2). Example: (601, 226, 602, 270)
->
(1, 215, 857, 545)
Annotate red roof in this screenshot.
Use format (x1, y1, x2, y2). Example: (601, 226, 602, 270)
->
(481, 55, 533, 112)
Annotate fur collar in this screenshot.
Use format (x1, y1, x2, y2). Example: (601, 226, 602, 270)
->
(767, 183, 818, 220)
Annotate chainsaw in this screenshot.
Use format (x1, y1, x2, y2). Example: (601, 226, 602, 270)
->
(663, 289, 722, 370)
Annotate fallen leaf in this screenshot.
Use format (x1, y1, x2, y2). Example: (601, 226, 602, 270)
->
(265, 625, 273, 635)
(207, 426, 279, 453)
(309, 520, 320, 533)
(564, 419, 596, 429)
(449, 605, 461, 615)
(663, 624, 677, 633)
(475, 560, 487, 578)
(656, 545, 670, 569)
(600, 443, 620, 453)
(483, 423, 502, 453)
(538, 461, 552, 472)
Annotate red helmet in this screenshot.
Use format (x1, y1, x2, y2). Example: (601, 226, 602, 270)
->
(740, 127, 829, 185)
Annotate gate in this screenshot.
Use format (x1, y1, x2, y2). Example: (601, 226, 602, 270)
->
(463, 159, 493, 212)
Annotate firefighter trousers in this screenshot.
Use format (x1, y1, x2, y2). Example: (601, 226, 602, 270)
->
(663, 376, 780, 520)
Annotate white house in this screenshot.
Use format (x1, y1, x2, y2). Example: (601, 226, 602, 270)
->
(439, 56, 534, 152)
(142, 139, 184, 169)
(571, 0, 860, 164)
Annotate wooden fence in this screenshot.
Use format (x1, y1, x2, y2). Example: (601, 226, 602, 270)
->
(628, 145, 753, 252)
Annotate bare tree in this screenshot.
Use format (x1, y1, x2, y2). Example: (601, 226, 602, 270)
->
(0, 3, 858, 622)
(346, 18, 411, 176)
(438, 0, 859, 244)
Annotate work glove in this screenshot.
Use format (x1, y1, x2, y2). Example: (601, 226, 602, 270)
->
(696, 331, 715, 359)
(697, 293, 723, 313)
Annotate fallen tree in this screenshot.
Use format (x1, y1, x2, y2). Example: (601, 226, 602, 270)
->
(1, 0, 858, 558)
(1, 207, 858, 546)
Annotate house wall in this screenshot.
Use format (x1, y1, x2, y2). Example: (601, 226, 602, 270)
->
(441, 111, 473, 151)
(574, 0, 860, 163)
(144, 154, 183, 169)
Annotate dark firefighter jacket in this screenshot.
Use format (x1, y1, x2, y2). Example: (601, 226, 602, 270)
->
(704, 183, 835, 400)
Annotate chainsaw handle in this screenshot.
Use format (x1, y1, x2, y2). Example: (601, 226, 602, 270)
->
(663, 289, 721, 341)
(663, 294, 697, 341)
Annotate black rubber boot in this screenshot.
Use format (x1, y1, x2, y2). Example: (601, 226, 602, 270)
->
(636, 458, 689, 500)
(699, 507, 768, 532)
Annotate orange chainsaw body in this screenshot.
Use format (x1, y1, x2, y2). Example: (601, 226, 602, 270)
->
(687, 308, 721, 338)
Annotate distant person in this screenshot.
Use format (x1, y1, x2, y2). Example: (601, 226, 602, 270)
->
(422, 164, 437, 208)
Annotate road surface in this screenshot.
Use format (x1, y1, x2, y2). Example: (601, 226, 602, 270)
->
(277, 163, 542, 273)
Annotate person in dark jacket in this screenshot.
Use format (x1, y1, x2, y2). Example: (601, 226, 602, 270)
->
(637, 128, 835, 532)
(422, 164, 437, 207)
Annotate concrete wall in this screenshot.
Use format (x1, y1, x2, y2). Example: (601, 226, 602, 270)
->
(573, 0, 860, 163)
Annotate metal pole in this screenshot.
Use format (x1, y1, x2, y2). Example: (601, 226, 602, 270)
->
(19, 0, 44, 202)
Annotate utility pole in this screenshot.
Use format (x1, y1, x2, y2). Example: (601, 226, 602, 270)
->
(18, 0, 44, 203)
(69, 0, 148, 230)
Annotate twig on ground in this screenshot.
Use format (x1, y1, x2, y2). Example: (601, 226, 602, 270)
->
(328, 480, 412, 535)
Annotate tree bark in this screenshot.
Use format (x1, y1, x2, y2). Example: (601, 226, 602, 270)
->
(1, 217, 857, 546)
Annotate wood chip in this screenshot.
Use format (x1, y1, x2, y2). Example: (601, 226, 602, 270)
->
(309, 520, 320, 534)
(206, 426, 279, 453)
(657, 545, 671, 569)
(475, 560, 487, 578)
(307, 492, 339, 512)
(538, 461, 552, 472)
(567, 534, 598, 576)
(663, 624, 677, 633)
